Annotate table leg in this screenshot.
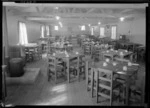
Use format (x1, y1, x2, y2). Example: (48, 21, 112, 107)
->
(67, 59, 70, 83)
(126, 76, 130, 105)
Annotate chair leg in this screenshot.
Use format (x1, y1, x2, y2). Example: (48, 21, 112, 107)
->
(96, 72, 99, 103)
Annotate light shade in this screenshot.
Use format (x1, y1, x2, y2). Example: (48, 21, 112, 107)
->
(98, 22, 101, 25)
(120, 17, 124, 21)
(56, 16, 60, 20)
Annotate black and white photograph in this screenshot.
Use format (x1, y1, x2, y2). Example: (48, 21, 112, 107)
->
(2, 2, 148, 106)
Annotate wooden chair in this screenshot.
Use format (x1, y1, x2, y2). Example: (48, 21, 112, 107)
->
(24, 48, 34, 62)
(78, 55, 86, 81)
(47, 55, 66, 84)
(129, 53, 138, 63)
(129, 72, 145, 106)
(86, 61, 93, 91)
(91, 68, 123, 105)
(137, 48, 145, 63)
(92, 47, 101, 62)
(84, 44, 91, 55)
(67, 56, 79, 83)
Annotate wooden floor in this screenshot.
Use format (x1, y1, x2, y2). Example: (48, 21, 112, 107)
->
(5, 41, 145, 106)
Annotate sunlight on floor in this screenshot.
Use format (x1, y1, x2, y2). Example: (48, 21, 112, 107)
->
(51, 84, 67, 93)
(35, 94, 68, 105)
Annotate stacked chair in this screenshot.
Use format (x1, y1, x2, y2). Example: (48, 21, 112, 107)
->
(47, 55, 66, 84)
(91, 68, 124, 105)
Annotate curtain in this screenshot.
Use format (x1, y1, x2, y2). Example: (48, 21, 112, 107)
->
(111, 26, 117, 39)
(91, 27, 94, 35)
(41, 26, 45, 38)
(19, 22, 28, 45)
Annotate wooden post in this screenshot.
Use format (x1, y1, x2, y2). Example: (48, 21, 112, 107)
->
(3, 6, 9, 60)
(2, 65, 7, 107)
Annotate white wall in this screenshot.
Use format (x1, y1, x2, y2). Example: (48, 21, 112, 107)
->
(6, 10, 42, 45)
(117, 18, 146, 46)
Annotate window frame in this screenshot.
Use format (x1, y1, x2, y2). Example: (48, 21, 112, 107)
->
(111, 25, 117, 40)
(18, 21, 28, 45)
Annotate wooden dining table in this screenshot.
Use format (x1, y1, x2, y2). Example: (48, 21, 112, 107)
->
(102, 49, 133, 60)
(85, 60, 139, 105)
(51, 51, 81, 83)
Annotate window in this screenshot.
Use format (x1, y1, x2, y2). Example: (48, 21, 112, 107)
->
(41, 25, 45, 38)
(46, 26, 49, 35)
(100, 27, 105, 36)
(91, 27, 94, 35)
(81, 25, 85, 31)
(19, 22, 28, 45)
(111, 26, 117, 39)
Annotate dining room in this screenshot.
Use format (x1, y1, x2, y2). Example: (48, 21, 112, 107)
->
(2, 2, 148, 106)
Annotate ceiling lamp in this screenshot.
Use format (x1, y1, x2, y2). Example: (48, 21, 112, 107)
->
(88, 24, 91, 26)
(98, 22, 101, 25)
(56, 16, 60, 20)
(120, 17, 125, 21)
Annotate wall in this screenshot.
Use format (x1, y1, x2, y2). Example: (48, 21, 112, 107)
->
(50, 25, 91, 37)
(6, 10, 42, 45)
(26, 22, 41, 43)
(117, 18, 146, 46)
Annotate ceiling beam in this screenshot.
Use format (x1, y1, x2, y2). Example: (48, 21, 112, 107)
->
(3, 2, 148, 9)
(86, 8, 95, 13)
(12, 12, 119, 18)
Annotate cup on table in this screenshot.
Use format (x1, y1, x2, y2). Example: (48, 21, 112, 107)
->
(128, 62, 132, 66)
(110, 48, 114, 51)
(76, 52, 79, 54)
(112, 62, 117, 66)
(125, 50, 128, 52)
(123, 66, 127, 71)
(106, 58, 110, 62)
(120, 52, 123, 55)
(103, 62, 107, 67)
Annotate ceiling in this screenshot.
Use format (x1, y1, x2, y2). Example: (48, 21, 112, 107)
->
(4, 3, 147, 26)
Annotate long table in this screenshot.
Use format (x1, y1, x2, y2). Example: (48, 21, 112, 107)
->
(85, 60, 139, 105)
(102, 49, 133, 60)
